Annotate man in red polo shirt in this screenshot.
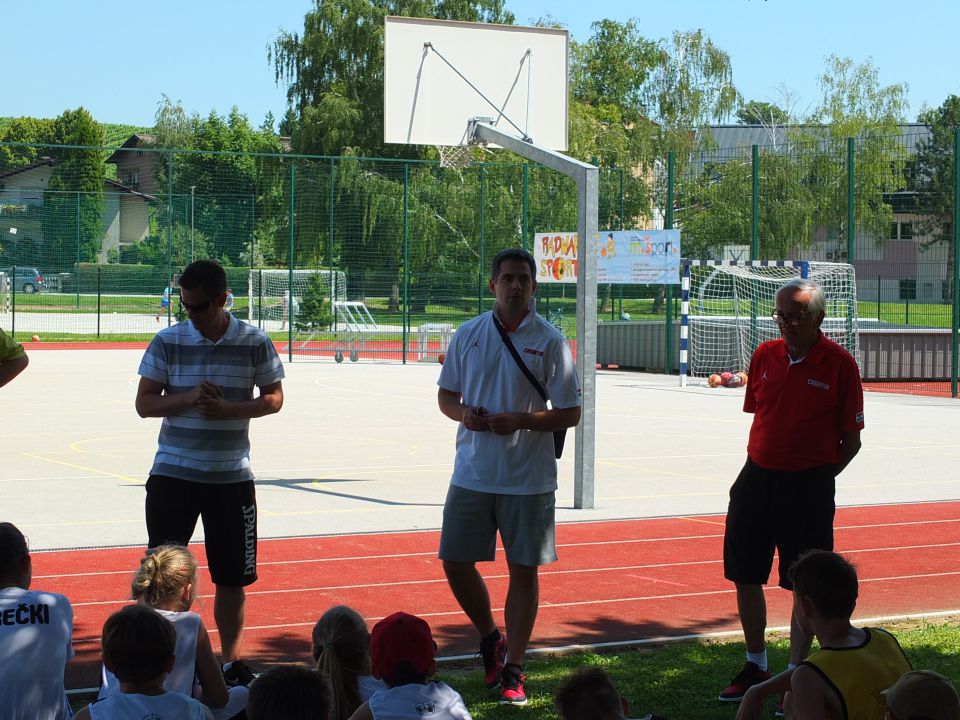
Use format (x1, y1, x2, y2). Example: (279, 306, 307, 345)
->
(719, 278, 864, 707)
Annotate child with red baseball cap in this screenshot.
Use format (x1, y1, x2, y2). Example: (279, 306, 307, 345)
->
(347, 612, 472, 720)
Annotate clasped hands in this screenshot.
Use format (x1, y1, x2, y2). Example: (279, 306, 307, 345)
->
(462, 405, 523, 434)
(190, 380, 229, 419)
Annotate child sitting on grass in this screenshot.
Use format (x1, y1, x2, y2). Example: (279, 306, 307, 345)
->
(98, 545, 247, 719)
(312, 605, 387, 720)
(0, 521, 74, 720)
(554, 666, 631, 720)
(76, 604, 212, 719)
(248, 664, 333, 720)
(736, 549, 911, 720)
(348, 612, 471, 720)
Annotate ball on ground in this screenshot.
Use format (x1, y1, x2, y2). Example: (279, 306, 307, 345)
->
(736, 371, 749, 387)
(724, 372, 744, 388)
(31, 334, 40, 342)
(720, 371, 733, 385)
(438, 353, 445, 364)
(707, 373, 722, 387)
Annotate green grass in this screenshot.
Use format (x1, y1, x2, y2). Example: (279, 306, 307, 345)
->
(444, 621, 960, 719)
(67, 620, 960, 717)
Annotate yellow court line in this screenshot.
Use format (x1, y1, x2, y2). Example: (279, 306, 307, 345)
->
(67, 433, 140, 452)
(20, 452, 142, 484)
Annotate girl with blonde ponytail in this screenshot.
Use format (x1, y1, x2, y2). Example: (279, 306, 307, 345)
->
(98, 545, 247, 719)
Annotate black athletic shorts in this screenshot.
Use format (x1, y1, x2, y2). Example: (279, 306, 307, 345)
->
(723, 458, 836, 590)
(145, 475, 258, 587)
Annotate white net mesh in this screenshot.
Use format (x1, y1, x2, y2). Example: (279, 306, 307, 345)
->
(685, 262, 859, 379)
(249, 269, 347, 322)
(437, 144, 473, 169)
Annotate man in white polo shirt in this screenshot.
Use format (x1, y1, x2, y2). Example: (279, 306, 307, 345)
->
(136, 259, 284, 685)
(437, 248, 582, 706)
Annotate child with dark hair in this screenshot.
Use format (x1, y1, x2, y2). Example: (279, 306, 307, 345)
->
(75, 604, 212, 719)
(0, 521, 74, 720)
(98, 545, 247, 719)
(736, 550, 911, 720)
(554, 666, 629, 720)
(348, 612, 471, 720)
(248, 664, 333, 720)
(312, 605, 386, 720)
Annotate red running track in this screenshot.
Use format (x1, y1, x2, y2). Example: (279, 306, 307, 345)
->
(28, 500, 960, 690)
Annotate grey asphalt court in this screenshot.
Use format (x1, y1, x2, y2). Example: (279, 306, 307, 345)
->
(4, 349, 959, 551)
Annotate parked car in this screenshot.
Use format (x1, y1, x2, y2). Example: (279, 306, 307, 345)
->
(1, 267, 45, 293)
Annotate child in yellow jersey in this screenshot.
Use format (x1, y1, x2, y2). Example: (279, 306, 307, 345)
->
(736, 550, 910, 720)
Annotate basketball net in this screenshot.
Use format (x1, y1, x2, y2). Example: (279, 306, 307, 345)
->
(437, 144, 473, 170)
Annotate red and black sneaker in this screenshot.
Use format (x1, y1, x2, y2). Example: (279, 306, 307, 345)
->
(479, 633, 507, 689)
(499, 664, 527, 705)
(718, 661, 772, 702)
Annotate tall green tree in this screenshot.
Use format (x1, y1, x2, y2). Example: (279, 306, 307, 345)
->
(42, 108, 105, 266)
(913, 94, 960, 300)
(268, 0, 515, 304)
(147, 97, 285, 268)
(800, 54, 908, 250)
(569, 20, 740, 226)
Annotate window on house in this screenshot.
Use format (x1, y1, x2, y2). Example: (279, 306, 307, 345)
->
(889, 222, 898, 239)
(900, 222, 913, 239)
(899, 279, 916, 300)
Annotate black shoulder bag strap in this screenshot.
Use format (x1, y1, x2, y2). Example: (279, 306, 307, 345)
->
(491, 313, 566, 458)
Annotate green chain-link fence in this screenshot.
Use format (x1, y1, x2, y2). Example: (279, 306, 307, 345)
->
(0, 132, 957, 395)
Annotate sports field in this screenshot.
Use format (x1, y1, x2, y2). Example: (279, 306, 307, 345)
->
(5, 348, 960, 702)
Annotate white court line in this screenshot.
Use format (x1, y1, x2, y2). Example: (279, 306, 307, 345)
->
(34, 527, 960, 580)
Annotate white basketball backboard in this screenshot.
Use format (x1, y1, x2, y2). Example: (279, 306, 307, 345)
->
(384, 16, 568, 150)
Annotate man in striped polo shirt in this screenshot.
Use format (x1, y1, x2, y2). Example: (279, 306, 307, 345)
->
(136, 260, 284, 684)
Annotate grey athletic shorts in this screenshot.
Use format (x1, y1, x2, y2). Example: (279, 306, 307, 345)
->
(438, 484, 557, 567)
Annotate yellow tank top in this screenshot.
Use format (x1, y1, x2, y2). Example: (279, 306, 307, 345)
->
(802, 627, 911, 720)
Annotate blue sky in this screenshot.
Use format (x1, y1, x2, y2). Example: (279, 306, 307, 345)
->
(3, 0, 958, 131)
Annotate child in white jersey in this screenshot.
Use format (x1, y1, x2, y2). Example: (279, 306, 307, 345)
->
(248, 664, 333, 719)
(97, 545, 247, 719)
(347, 612, 472, 720)
(76, 604, 212, 720)
(0, 521, 74, 720)
(312, 605, 387, 720)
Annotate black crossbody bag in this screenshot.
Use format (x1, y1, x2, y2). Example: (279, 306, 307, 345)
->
(492, 314, 566, 459)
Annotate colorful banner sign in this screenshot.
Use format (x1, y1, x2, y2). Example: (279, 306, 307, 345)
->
(534, 230, 681, 284)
